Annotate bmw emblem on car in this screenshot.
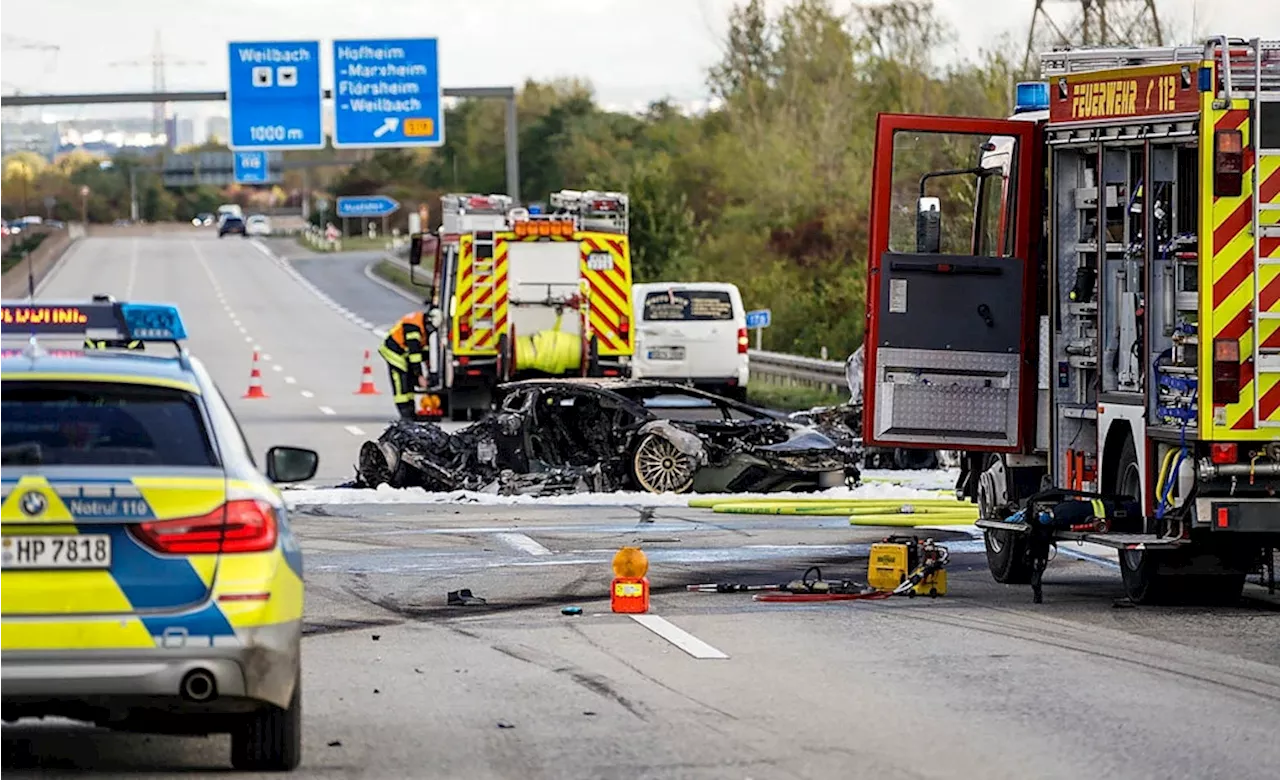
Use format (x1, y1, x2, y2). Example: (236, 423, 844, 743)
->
(20, 491, 47, 517)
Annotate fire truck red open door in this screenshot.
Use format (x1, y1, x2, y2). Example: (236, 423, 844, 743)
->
(862, 114, 1042, 453)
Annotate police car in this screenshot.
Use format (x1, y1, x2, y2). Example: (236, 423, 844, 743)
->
(0, 297, 316, 771)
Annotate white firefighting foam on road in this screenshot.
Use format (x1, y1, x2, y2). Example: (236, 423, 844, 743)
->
(282, 468, 961, 508)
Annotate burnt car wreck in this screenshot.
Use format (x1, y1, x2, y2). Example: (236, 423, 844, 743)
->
(353, 379, 862, 495)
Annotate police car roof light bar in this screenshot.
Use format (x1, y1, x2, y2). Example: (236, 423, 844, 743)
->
(0, 299, 188, 344)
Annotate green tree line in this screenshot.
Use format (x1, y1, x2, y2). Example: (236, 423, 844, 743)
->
(329, 0, 1027, 357)
(3, 0, 1038, 357)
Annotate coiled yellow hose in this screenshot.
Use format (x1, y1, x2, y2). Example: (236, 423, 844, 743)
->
(513, 312, 582, 374)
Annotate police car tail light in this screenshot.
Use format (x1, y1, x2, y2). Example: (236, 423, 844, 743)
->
(131, 499, 278, 555)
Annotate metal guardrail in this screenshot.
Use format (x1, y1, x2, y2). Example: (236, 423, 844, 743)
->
(748, 349, 848, 393)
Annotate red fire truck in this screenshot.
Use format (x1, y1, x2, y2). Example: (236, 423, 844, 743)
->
(862, 37, 1280, 604)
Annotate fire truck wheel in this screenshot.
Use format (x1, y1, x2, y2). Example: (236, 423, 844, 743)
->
(984, 530, 1033, 584)
(1119, 549, 1181, 604)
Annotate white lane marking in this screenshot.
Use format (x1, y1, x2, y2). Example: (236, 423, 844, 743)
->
(250, 239, 391, 339)
(244, 336, 253, 343)
(253, 344, 262, 352)
(239, 327, 248, 334)
(493, 532, 553, 557)
(363, 259, 421, 303)
(261, 353, 272, 361)
(272, 365, 283, 372)
(318, 406, 335, 415)
(232, 319, 241, 327)
(343, 425, 366, 436)
(285, 376, 297, 384)
(300, 390, 315, 398)
(629, 615, 729, 660)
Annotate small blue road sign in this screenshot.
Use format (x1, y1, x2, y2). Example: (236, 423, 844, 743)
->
(331, 38, 443, 148)
(233, 151, 269, 184)
(336, 195, 401, 219)
(227, 40, 324, 150)
(746, 309, 772, 329)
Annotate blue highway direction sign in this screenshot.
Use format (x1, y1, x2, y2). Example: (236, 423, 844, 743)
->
(228, 40, 324, 150)
(332, 38, 443, 148)
(745, 309, 772, 329)
(336, 195, 401, 219)
(233, 151, 270, 184)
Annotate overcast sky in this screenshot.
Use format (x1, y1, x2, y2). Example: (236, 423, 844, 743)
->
(3, 0, 1277, 120)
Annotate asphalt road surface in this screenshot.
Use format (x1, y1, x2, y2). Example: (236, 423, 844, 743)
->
(4, 235, 1279, 779)
(265, 239, 417, 333)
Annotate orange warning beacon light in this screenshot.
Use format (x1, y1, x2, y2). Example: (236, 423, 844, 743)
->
(611, 546, 650, 614)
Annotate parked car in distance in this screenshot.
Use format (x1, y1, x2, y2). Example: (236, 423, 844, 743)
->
(192, 213, 215, 227)
(218, 215, 247, 238)
(631, 282, 749, 399)
(245, 215, 271, 236)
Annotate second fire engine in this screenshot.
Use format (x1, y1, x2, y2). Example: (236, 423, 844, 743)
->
(409, 190, 636, 420)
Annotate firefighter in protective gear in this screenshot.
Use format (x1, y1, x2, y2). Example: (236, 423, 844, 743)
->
(379, 308, 430, 419)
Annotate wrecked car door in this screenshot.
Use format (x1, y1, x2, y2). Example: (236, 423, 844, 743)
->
(494, 387, 535, 473)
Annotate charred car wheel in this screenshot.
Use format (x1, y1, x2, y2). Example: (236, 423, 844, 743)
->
(632, 433, 696, 494)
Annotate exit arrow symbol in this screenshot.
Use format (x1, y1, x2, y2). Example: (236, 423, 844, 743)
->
(373, 117, 399, 138)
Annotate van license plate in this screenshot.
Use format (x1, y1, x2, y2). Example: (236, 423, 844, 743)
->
(1, 535, 112, 569)
(648, 347, 685, 360)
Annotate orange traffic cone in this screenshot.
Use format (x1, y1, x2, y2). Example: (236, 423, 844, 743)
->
(354, 350, 380, 395)
(243, 351, 269, 399)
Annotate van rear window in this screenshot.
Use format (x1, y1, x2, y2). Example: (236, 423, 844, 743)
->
(1, 382, 217, 467)
(643, 291, 734, 321)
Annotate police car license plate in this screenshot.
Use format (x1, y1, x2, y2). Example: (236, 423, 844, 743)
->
(1, 535, 112, 569)
(648, 347, 685, 360)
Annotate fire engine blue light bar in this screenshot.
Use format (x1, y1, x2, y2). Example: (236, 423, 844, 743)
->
(1014, 82, 1050, 113)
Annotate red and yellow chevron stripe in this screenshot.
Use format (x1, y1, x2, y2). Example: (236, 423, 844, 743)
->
(579, 232, 634, 356)
(1200, 97, 1280, 438)
(452, 235, 509, 355)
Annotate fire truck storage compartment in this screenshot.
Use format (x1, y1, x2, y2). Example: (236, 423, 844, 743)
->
(873, 253, 1025, 448)
(1050, 133, 1201, 494)
(506, 240, 583, 340)
(1147, 142, 1201, 438)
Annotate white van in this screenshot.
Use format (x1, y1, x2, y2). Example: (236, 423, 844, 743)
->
(631, 282, 749, 398)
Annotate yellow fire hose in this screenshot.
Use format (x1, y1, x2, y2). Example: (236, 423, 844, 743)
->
(687, 497, 963, 509)
(689, 496, 978, 527)
(849, 511, 976, 527)
(711, 502, 967, 514)
(514, 312, 582, 375)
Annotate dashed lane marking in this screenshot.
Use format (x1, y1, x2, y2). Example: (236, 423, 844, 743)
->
(343, 425, 366, 436)
(301, 390, 315, 399)
(319, 406, 335, 415)
(629, 615, 729, 660)
(249, 239, 385, 336)
(493, 532, 553, 557)
(285, 376, 297, 384)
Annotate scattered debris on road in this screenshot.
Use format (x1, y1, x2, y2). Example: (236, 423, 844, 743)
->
(349, 379, 861, 496)
(447, 588, 487, 607)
